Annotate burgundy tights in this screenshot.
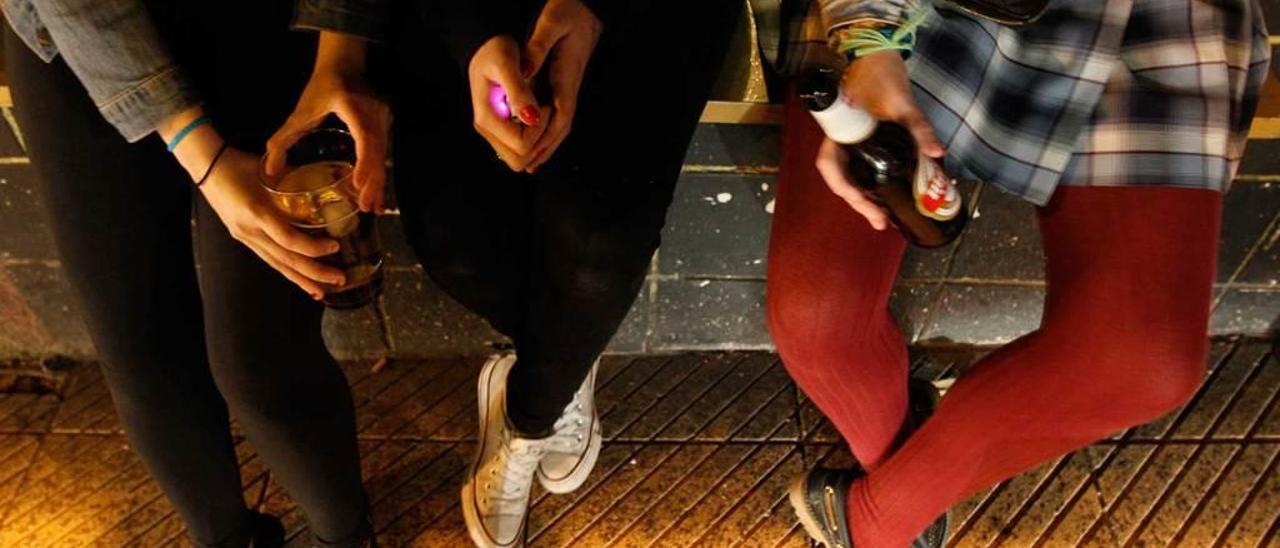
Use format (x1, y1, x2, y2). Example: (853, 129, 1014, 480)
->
(767, 95, 1220, 547)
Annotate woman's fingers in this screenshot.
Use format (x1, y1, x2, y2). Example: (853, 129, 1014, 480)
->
(269, 106, 389, 213)
(474, 106, 549, 171)
(481, 38, 541, 132)
(525, 36, 591, 172)
(357, 178, 386, 213)
(492, 64, 541, 128)
(261, 216, 339, 257)
(471, 84, 533, 158)
(245, 242, 328, 300)
(334, 101, 391, 208)
(475, 123, 530, 171)
(258, 219, 346, 286)
(815, 139, 889, 230)
(518, 105, 552, 147)
(523, 12, 569, 79)
(265, 112, 323, 177)
(899, 109, 945, 159)
(526, 109, 570, 173)
(842, 190, 891, 231)
(260, 235, 346, 288)
(843, 52, 945, 159)
(469, 35, 547, 166)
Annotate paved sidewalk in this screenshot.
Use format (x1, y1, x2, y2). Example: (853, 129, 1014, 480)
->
(0, 340, 1276, 547)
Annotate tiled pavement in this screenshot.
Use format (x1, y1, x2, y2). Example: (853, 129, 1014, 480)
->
(0, 340, 1276, 547)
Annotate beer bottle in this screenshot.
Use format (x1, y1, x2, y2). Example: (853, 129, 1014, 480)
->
(800, 66, 967, 248)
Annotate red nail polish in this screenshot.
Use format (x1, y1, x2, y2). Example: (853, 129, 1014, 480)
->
(520, 106, 541, 126)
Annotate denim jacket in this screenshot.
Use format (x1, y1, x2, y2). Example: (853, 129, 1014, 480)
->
(2, 0, 201, 142)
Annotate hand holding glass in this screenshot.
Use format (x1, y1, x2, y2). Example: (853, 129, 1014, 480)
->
(260, 129, 384, 308)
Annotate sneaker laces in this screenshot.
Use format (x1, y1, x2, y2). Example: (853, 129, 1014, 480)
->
(547, 393, 590, 453)
(479, 430, 545, 516)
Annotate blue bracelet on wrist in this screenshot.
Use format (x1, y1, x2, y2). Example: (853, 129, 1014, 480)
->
(166, 116, 211, 152)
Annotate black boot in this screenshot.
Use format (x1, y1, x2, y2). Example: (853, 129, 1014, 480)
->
(313, 515, 378, 548)
(905, 377, 949, 548)
(789, 467, 862, 548)
(247, 512, 285, 548)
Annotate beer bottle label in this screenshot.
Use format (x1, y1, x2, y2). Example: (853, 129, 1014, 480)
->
(914, 154, 962, 221)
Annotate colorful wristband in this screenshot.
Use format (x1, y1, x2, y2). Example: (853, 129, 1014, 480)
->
(166, 116, 211, 152)
(832, 8, 929, 63)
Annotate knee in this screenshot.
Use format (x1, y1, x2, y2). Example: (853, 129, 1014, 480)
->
(217, 366, 344, 423)
(424, 255, 482, 292)
(554, 259, 646, 308)
(766, 287, 819, 359)
(565, 265, 621, 296)
(1080, 327, 1208, 421)
(210, 363, 292, 419)
(1130, 338, 1207, 418)
(552, 234, 653, 305)
(208, 343, 342, 421)
(766, 279, 885, 366)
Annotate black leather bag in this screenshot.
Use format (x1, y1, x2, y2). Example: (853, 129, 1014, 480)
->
(933, 0, 1050, 26)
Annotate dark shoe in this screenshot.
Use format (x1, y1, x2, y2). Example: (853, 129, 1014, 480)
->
(789, 467, 861, 548)
(906, 377, 949, 548)
(906, 378, 939, 426)
(312, 514, 378, 548)
(247, 512, 285, 548)
(913, 517, 948, 548)
(788, 378, 949, 548)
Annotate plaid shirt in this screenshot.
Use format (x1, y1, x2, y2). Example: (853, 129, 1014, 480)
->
(791, 0, 1271, 205)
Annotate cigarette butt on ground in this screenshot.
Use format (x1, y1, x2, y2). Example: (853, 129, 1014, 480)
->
(371, 357, 388, 374)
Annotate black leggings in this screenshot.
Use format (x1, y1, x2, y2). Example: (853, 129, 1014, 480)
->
(390, 0, 743, 435)
(4, 8, 367, 547)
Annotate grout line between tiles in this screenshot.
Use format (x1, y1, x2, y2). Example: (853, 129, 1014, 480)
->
(912, 182, 987, 343)
(1214, 210, 1280, 310)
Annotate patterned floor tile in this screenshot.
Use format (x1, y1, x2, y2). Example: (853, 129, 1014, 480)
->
(0, 344, 1274, 547)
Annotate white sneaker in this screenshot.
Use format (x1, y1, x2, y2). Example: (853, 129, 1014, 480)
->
(537, 359, 602, 494)
(463, 353, 546, 548)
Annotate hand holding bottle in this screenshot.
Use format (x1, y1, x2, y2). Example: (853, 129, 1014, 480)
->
(815, 51, 944, 230)
(805, 61, 966, 247)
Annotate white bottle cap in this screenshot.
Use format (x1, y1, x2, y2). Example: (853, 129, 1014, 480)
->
(811, 94, 877, 144)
